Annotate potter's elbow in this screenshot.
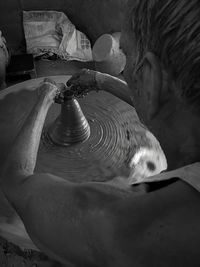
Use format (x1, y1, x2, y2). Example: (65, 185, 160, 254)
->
(1, 160, 32, 189)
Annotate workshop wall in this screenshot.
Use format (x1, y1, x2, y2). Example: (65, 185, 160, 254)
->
(0, 0, 127, 54)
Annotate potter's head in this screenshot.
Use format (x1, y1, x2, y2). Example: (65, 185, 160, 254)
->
(121, 0, 200, 169)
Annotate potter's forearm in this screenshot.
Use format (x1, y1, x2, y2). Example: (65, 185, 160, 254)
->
(96, 72, 134, 106)
(4, 94, 51, 177)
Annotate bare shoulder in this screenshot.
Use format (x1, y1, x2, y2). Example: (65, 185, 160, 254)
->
(11, 172, 74, 213)
(22, 172, 71, 189)
(113, 179, 200, 231)
(9, 174, 200, 266)
(110, 180, 200, 266)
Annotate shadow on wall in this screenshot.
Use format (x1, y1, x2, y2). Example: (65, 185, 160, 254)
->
(0, 0, 127, 54)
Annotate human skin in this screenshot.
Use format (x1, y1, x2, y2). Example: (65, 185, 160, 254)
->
(120, 30, 200, 170)
(67, 69, 134, 106)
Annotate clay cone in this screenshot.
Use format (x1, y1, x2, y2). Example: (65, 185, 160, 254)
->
(48, 98, 90, 146)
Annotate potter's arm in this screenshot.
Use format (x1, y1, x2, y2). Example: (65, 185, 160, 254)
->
(1, 81, 57, 195)
(95, 72, 134, 107)
(67, 69, 134, 107)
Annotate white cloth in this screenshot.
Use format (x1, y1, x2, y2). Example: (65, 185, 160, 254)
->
(132, 162, 200, 192)
(23, 11, 93, 62)
(0, 31, 9, 65)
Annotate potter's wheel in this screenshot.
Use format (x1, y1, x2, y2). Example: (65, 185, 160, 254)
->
(0, 75, 159, 251)
(0, 76, 151, 183)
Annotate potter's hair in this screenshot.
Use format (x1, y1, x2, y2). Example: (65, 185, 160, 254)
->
(126, 0, 200, 106)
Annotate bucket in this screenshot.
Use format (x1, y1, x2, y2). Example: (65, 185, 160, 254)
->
(92, 32, 126, 76)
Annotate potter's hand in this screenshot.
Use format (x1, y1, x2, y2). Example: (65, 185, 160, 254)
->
(38, 78, 66, 104)
(67, 69, 100, 98)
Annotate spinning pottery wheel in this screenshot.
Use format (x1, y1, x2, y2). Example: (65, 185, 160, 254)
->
(0, 76, 154, 183)
(0, 76, 164, 252)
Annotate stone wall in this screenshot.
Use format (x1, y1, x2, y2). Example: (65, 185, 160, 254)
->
(0, 0, 127, 54)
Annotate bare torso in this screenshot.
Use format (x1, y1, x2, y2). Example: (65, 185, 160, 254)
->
(10, 173, 200, 267)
